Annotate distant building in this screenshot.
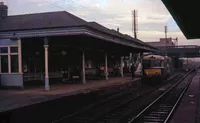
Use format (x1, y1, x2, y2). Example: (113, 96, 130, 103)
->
(147, 38, 176, 47)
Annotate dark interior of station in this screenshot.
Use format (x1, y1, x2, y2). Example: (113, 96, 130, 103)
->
(21, 35, 138, 86)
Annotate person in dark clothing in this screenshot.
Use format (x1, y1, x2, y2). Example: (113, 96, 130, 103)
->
(131, 64, 135, 79)
(71, 66, 80, 83)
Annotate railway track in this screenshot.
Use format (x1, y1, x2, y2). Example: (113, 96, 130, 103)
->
(51, 78, 147, 123)
(89, 73, 188, 123)
(53, 72, 184, 123)
(128, 67, 197, 123)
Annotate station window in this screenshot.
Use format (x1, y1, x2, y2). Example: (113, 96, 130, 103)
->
(10, 47, 18, 53)
(11, 55, 19, 73)
(0, 47, 8, 53)
(1, 55, 8, 73)
(0, 46, 19, 73)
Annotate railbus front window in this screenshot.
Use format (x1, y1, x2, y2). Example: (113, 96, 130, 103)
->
(143, 60, 151, 68)
(151, 60, 163, 67)
(143, 60, 163, 68)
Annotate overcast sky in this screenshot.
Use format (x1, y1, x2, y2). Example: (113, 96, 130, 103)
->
(2, 0, 200, 45)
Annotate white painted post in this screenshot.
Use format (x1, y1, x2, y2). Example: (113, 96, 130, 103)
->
(18, 39, 22, 73)
(68, 67, 70, 80)
(40, 65, 43, 81)
(105, 52, 108, 80)
(8, 46, 11, 73)
(44, 38, 50, 91)
(82, 50, 86, 84)
(0, 54, 1, 73)
(140, 53, 143, 71)
(129, 53, 132, 64)
(120, 56, 124, 77)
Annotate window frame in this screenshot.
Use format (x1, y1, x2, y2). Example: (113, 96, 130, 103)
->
(10, 47, 18, 53)
(0, 45, 19, 74)
(11, 55, 19, 73)
(0, 54, 8, 73)
(151, 60, 163, 67)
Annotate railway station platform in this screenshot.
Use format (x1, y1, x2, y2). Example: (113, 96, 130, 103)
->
(170, 69, 200, 123)
(0, 77, 140, 116)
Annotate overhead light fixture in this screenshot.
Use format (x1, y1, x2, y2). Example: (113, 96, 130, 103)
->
(61, 50, 67, 56)
(36, 52, 40, 55)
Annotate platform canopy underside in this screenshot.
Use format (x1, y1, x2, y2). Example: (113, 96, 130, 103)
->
(162, 0, 200, 39)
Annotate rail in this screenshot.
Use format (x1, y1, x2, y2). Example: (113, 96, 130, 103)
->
(128, 66, 197, 123)
(53, 72, 185, 123)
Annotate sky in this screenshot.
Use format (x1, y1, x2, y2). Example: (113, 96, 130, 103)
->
(2, 0, 200, 45)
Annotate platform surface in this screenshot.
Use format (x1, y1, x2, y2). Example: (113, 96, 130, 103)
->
(170, 70, 200, 123)
(0, 77, 140, 113)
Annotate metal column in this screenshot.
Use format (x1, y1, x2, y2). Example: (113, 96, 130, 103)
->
(105, 53, 108, 80)
(120, 57, 124, 77)
(82, 50, 86, 84)
(44, 37, 50, 91)
(18, 38, 22, 74)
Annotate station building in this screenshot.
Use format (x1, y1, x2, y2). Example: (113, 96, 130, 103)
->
(147, 38, 176, 47)
(0, 2, 157, 90)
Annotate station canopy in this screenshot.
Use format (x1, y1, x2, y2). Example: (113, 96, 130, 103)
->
(162, 0, 200, 39)
(0, 11, 157, 52)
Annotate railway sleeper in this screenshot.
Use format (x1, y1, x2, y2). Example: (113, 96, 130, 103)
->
(143, 121, 164, 122)
(143, 116, 166, 119)
(159, 105, 173, 108)
(156, 109, 171, 112)
(143, 114, 167, 119)
(74, 118, 90, 123)
(151, 106, 171, 110)
(149, 113, 167, 117)
(150, 111, 169, 114)
(142, 118, 165, 122)
(158, 106, 172, 109)
(142, 122, 161, 123)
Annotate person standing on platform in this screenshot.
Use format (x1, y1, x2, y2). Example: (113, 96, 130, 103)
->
(131, 64, 135, 79)
(71, 65, 80, 84)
